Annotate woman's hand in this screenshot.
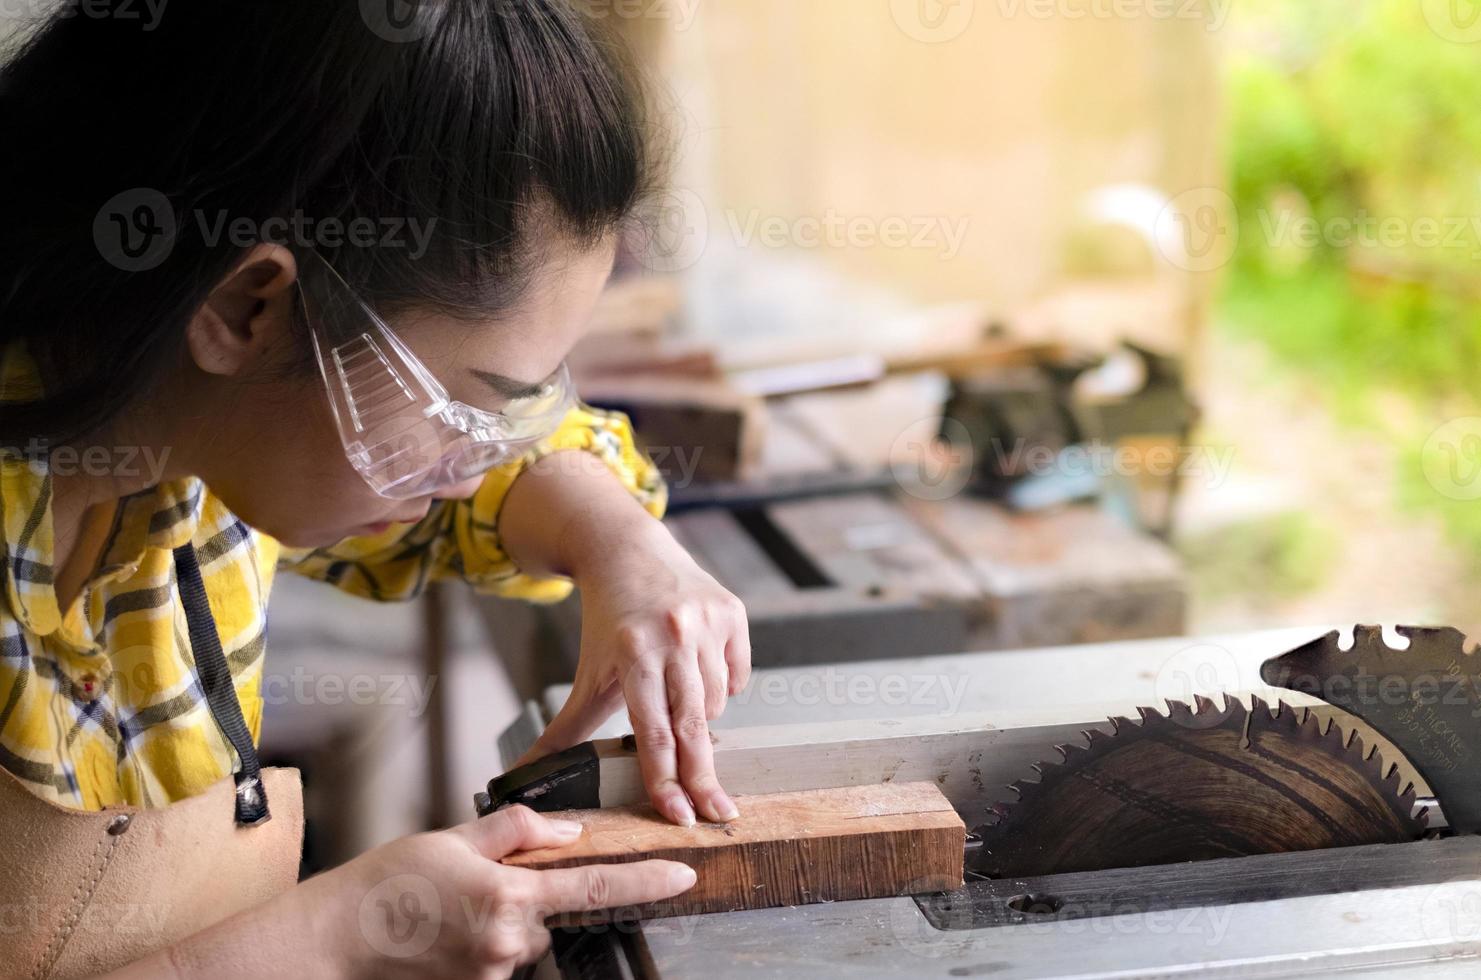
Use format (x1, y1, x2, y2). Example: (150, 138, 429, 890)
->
(520, 516, 752, 826)
(499, 448, 753, 826)
(119, 807, 696, 979)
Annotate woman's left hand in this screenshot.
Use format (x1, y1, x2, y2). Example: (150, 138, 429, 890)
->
(516, 517, 751, 826)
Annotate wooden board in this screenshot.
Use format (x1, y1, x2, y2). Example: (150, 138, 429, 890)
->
(502, 782, 964, 924)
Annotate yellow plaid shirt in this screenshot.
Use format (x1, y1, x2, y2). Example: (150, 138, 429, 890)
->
(0, 346, 664, 810)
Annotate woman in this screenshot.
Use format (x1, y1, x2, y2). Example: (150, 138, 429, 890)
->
(0, 2, 749, 976)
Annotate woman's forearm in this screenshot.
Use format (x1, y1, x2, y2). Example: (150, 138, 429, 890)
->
(498, 449, 669, 583)
(102, 874, 351, 980)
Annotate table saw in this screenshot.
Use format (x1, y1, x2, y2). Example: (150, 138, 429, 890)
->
(493, 627, 1481, 978)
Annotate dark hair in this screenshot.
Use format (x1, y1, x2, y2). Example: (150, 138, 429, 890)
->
(0, 1, 652, 446)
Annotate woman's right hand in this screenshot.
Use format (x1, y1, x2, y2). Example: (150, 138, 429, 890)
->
(121, 806, 696, 979)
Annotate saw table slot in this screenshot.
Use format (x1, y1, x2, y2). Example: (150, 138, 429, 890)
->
(918, 835, 1481, 931)
(730, 507, 834, 589)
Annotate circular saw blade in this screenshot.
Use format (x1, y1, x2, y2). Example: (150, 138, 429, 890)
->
(974, 695, 1427, 880)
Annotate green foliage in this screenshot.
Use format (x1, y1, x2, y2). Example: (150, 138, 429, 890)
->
(1180, 511, 1338, 604)
(1219, 0, 1481, 561)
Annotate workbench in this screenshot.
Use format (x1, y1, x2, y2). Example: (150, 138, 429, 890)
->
(481, 492, 1186, 699)
(500, 629, 1481, 978)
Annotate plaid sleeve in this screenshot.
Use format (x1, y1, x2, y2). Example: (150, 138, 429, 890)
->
(278, 403, 666, 603)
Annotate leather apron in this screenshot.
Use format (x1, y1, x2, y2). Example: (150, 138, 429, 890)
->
(1, 545, 305, 980)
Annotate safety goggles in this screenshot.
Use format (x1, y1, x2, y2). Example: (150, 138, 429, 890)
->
(299, 255, 575, 500)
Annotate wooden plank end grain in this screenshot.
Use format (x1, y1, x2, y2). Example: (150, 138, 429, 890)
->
(502, 781, 964, 924)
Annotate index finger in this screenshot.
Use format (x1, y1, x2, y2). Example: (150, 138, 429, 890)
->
(624, 656, 693, 827)
(533, 860, 698, 917)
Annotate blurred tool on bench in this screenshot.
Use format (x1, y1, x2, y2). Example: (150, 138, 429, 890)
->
(481, 276, 1196, 697)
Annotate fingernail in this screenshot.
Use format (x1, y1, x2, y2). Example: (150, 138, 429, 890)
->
(550, 819, 583, 837)
(713, 794, 739, 822)
(670, 797, 696, 827)
(670, 865, 698, 890)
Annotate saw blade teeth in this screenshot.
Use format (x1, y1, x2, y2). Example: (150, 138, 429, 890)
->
(1058, 741, 1090, 761)
(973, 677, 1430, 878)
(1249, 694, 1272, 719)
(1322, 718, 1350, 748)
(1166, 700, 1196, 723)
(1271, 701, 1302, 730)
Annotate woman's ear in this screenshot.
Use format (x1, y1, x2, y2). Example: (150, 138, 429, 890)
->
(186, 244, 300, 377)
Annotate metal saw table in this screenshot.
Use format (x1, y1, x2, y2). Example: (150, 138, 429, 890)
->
(499, 629, 1481, 978)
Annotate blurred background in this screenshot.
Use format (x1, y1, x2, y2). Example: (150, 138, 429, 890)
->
(11, 0, 1479, 870)
(278, 0, 1481, 868)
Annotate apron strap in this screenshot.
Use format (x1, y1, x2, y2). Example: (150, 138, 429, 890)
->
(173, 543, 271, 827)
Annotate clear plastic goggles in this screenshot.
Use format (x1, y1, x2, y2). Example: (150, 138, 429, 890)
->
(299, 256, 575, 500)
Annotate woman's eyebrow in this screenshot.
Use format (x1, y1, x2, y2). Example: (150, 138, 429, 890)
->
(470, 369, 547, 400)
